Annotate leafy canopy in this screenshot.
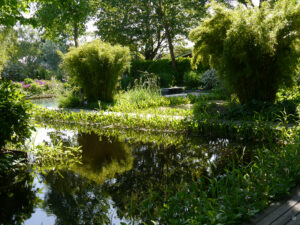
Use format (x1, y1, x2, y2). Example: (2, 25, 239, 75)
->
(36, 0, 96, 47)
(190, 0, 300, 104)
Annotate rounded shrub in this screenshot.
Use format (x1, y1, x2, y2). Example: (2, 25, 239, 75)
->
(201, 69, 220, 90)
(29, 83, 44, 95)
(190, 0, 300, 104)
(62, 39, 131, 102)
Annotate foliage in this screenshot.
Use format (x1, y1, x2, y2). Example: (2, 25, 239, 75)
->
(28, 141, 83, 172)
(201, 68, 220, 90)
(2, 27, 67, 81)
(12, 78, 64, 98)
(0, 0, 33, 26)
(192, 87, 300, 123)
(125, 57, 192, 87)
(96, 0, 207, 60)
(184, 71, 202, 89)
(0, 81, 33, 148)
(62, 39, 131, 102)
(35, 0, 97, 47)
(0, 28, 16, 75)
(157, 138, 300, 224)
(190, 0, 300, 104)
(96, 0, 164, 60)
(58, 87, 82, 108)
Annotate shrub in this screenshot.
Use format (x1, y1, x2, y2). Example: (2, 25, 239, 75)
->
(158, 72, 175, 88)
(184, 71, 201, 89)
(201, 69, 220, 90)
(128, 60, 153, 79)
(0, 81, 33, 148)
(58, 87, 82, 108)
(29, 83, 44, 95)
(175, 57, 192, 85)
(62, 39, 131, 102)
(190, 0, 300, 104)
(24, 78, 34, 85)
(126, 58, 192, 87)
(148, 58, 192, 86)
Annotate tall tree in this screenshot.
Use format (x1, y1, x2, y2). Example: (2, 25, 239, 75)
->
(96, 0, 165, 60)
(152, 0, 207, 71)
(96, 0, 207, 62)
(35, 0, 96, 47)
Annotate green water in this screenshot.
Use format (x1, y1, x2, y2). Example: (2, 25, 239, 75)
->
(0, 126, 258, 225)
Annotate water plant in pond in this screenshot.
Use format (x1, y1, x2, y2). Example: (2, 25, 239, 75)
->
(27, 141, 83, 173)
(152, 138, 300, 225)
(33, 106, 297, 143)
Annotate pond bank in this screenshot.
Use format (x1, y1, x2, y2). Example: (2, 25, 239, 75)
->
(33, 106, 298, 142)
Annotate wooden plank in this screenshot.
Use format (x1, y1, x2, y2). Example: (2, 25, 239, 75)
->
(285, 212, 300, 225)
(246, 186, 300, 225)
(271, 202, 300, 225)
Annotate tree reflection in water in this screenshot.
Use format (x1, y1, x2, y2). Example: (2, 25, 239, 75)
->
(40, 131, 134, 225)
(42, 170, 110, 225)
(0, 153, 39, 225)
(32, 128, 256, 224)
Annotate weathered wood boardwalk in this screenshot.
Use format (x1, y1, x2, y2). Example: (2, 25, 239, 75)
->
(248, 186, 300, 225)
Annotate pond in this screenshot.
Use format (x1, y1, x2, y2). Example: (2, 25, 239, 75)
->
(0, 125, 259, 225)
(30, 98, 59, 109)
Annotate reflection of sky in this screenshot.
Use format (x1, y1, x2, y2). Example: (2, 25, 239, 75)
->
(24, 128, 133, 225)
(22, 175, 132, 225)
(24, 177, 56, 225)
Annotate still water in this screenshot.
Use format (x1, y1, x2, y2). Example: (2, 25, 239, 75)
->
(30, 98, 59, 109)
(0, 126, 257, 225)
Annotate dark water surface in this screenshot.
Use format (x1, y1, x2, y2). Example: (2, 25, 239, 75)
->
(0, 127, 258, 225)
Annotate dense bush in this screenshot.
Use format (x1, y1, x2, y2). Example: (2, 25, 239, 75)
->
(62, 39, 131, 102)
(201, 69, 220, 90)
(183, 71, 201, 89)
(128, 60, 153, 79)
(0, 81, 33, 148)
(148, 58, 191, 86)
(190, 0, 300, 104)
(123, 57, 193, 88)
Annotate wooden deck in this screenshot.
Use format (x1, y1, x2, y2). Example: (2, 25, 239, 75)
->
(247, 186, 300, 225)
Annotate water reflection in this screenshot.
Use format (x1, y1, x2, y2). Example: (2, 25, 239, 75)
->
(41, 170, 110, 225)
(74, 133, 133, 184)
(1, 127, 258, 224)
(0, 153, 40, 225)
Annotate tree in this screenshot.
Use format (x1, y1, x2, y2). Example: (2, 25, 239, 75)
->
(0, 0, 34, 26)
(96, 0, 165, 60)
(35, 0, 96, 47)
(190, 0, 300, 104)
(96, 0, 207, 63)
(152, 0, 207, 72)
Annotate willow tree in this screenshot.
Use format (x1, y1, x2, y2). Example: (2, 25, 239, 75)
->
(190, 0, 300, 104)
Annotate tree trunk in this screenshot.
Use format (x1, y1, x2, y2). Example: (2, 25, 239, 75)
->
(156, 0, 177, 72)
(165, 25, 177, 72)
(74, 22, 79, 47)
